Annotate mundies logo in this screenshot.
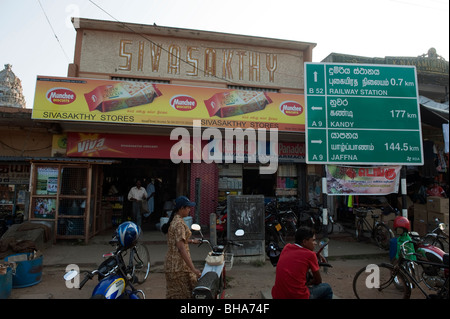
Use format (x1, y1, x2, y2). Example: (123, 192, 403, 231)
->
(170, 95, 197, 111)
(46, 87, 76, 105)
(279, 101, 303, 116)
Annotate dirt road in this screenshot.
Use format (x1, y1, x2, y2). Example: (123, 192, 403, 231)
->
(10, 255, 396, 299)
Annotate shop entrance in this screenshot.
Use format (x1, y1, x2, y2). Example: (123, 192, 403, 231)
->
(102, 159, 179, 228)
(243, 166, 276, 197)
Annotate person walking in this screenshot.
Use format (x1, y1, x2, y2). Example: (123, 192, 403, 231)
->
(162, 196, 202, 299)
(127, 180, 147, 227)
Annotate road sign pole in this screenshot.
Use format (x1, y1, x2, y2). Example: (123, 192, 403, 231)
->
(401, 166, 408, 218)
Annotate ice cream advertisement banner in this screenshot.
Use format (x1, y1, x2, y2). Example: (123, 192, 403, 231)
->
(326, 165, 401, 195)
(32, 76, 305, 132)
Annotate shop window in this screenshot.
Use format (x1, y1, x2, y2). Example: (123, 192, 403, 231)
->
(29, 163, 95, 243)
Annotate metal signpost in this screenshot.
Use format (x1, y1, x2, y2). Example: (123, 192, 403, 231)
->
(305, 63, 423, 165)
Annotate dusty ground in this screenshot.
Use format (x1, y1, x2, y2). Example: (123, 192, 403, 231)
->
(9, 254, 423, 300)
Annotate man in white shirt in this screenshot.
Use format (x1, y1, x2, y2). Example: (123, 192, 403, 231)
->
(128, 180, 147, 227)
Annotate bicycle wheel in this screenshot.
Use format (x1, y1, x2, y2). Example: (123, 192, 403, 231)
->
(353, 263, 411, 299)
(132, 243, 151, 284)
(374, 223, 393, 250)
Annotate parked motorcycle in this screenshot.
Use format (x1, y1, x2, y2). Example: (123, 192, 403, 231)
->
(391, 216, 448, 291)
(422, 218, 448, 252)
(63, 221, 150, 299)
(191, 223, 244, 299)
(410, 231, 449, 290)
(264, 213, 283, 242)
(264, 199, 297, 248)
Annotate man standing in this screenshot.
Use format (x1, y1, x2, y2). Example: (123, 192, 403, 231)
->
(127, 180, 147, 227)
(272, 227, 333, 299)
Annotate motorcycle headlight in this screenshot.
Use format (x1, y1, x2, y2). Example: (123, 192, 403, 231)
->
(438, 223, 446, 231)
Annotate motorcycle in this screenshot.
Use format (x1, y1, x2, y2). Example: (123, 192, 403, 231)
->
(410, 231, 449, 290)
(391, 230, 448, 291)
(191, 223, 244, 299)
(422, 218, 449, 252)
(63, 222, 149, 299)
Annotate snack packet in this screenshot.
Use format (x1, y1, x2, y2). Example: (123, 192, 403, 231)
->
(85, 82, 162, 112)
(204, 90, 272, 118)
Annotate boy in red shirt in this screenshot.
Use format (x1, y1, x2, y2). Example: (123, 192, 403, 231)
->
(272, 227, 333, 299)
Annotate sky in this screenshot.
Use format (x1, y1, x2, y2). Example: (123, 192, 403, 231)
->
(1, 0, 449, 109)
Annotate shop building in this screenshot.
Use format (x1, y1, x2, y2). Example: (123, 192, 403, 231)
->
(0, 64, 51, 235)
(25, 18, 317, 242)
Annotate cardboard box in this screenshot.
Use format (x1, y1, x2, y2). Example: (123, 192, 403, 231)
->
(413, 219, 428, 236)
(426, 196, 449, 213)
(413, 204, 428, 222)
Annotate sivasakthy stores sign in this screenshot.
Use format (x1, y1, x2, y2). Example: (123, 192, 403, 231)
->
(33, 76, 305, 132)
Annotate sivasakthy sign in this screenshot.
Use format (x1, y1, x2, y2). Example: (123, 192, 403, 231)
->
(33, 76, 305, 132)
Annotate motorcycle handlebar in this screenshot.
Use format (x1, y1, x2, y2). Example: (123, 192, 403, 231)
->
(79, 270, 96, 289)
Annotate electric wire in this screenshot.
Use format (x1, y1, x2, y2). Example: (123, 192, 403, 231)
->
(37, 0, 70, 62)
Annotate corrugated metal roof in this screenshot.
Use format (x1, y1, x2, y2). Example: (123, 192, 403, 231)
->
(0, 156, 120, 164)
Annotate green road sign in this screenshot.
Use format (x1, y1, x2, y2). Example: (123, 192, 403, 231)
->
(305, 62, 424, 165)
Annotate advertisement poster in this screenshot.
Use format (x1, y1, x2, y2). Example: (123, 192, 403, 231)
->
(67, 132, 305, 164)
(36, 167, 58, 195)
(32, 76, 305, 132)
(326, 165, 401, 195)
(66, 132, 200, 160)
(33, 198, 56, 219)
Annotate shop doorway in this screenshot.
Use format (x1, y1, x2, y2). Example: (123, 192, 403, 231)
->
(102, 159, 179, 228)
(243, 167, 276, 197)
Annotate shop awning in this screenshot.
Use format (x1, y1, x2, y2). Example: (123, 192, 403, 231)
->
(419, 95, 449, 127)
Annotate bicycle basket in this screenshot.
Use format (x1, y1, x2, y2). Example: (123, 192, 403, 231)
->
(224, 253, 234, 270)
(355, 209, 367, 218)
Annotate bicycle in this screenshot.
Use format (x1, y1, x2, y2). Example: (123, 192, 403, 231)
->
(353, 241, 449, 299)
(100, 223, 151, 284)
(354, 207, 393, 250)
